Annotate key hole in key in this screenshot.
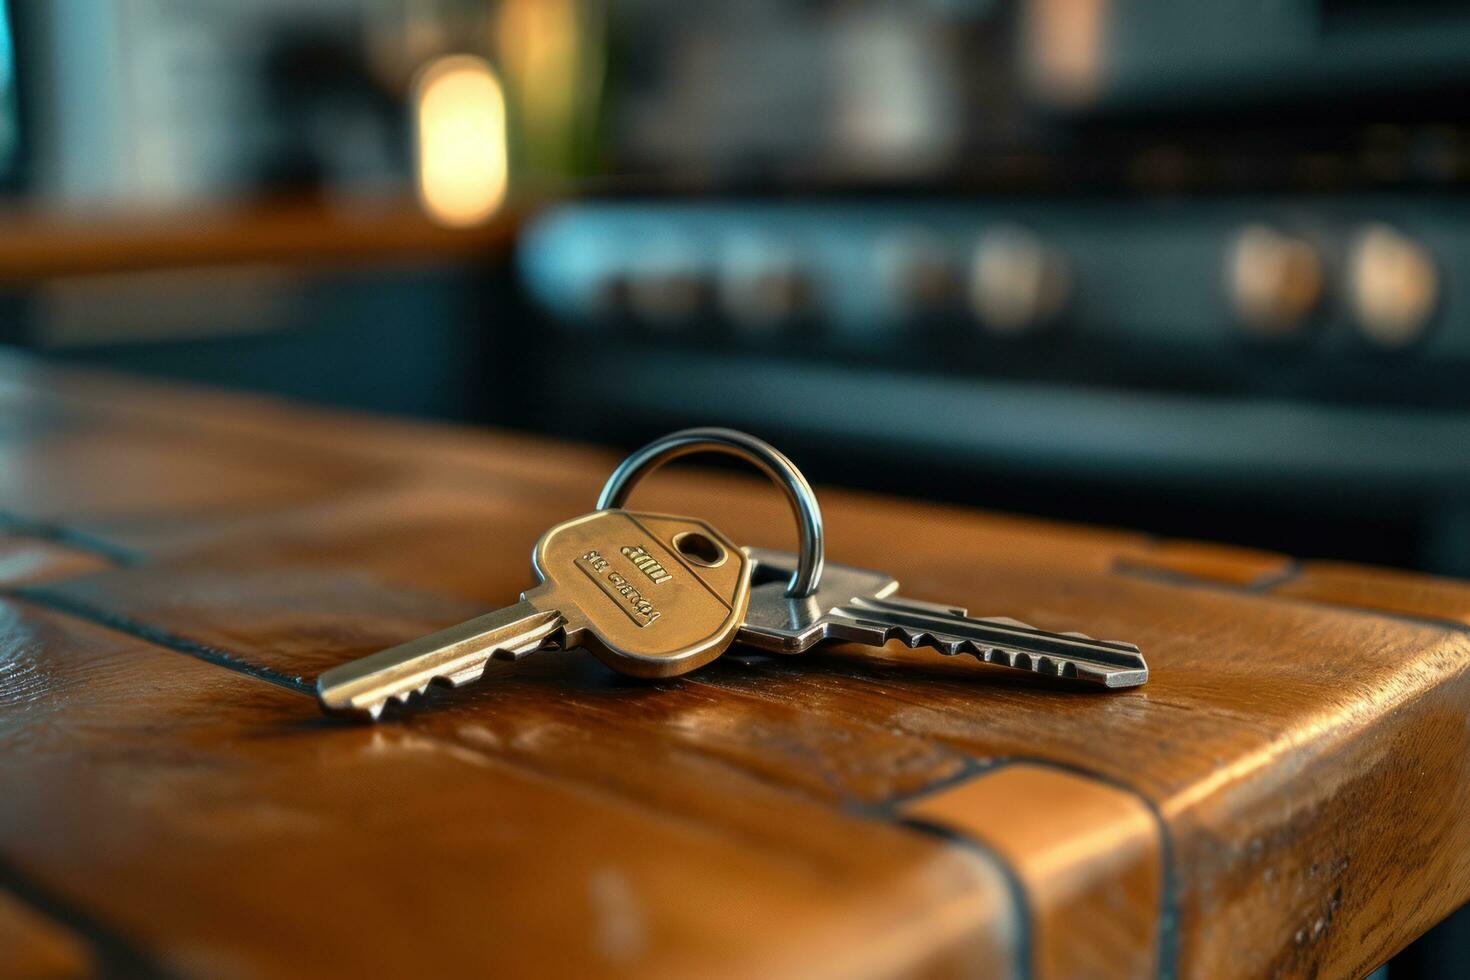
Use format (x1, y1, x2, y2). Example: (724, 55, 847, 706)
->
(672, 531, 727, 568)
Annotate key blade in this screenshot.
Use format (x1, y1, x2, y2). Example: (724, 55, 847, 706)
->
(830, 597, 1148, 688)
(738, 549, 901, 654)
(316, 600, 567, 720)
(858, 594, 1139, 651)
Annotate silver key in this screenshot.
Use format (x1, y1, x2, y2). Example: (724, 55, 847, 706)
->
(317, 510, 752, 719)
(736, 548, 1147, 687)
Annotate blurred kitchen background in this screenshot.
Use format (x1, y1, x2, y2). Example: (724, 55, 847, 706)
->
(3, 0, 1470, 594)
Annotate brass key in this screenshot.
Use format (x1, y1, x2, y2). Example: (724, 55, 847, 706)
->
(316, 510, 751, 720)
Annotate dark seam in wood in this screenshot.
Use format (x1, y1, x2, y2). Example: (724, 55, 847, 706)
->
(1246, 558, 1304, 592)
(846, 756, 1004, 815)
(5, 587, 311, 694)
(1110, 555, 1304, 594)
(899, 816, 1034, 980)
(0, 510, 142, 566)
(878, 756, 1178, 980)
(1111, 559, 1470, 638)
(0, 855, 171, 979)
(1003, 756, 1177, 980)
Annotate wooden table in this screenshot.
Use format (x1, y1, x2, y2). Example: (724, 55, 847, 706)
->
(0, 198, 515, 284)
(1, 355, 1468, 979)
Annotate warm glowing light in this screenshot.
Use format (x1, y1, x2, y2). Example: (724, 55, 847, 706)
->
(414, 55, 508, 227)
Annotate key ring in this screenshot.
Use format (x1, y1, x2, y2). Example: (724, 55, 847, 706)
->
(596, 427, 824, 598)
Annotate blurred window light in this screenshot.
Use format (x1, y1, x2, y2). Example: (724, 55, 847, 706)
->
(414, 55, 508, 228)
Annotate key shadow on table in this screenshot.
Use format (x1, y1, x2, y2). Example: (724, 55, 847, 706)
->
(273, 638, 1119, 737)
(718, 644, 1122, 692)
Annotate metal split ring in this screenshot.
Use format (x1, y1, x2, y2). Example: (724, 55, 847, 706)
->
(596, 428, 825, 598)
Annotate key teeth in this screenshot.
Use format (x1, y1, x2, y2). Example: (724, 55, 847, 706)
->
(394, 678, 442, 706)
(339, 645, 529, 721)
(316, 605, 571, 722)
(880, 625, 1137, 686)
(358, 649, 517, 718)
(360, 679, 439, 719)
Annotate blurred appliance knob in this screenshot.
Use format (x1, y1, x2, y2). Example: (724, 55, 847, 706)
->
(628, 272, 707, 325)
(875, 231, 961, 316)
(1227, 225, 1323, 337)
(626, 236, 708, 327)
(968, 227, 1071, 335)
(718, 238, 810, 330)
(585, 272, 631, 320)
(1348, 224, 1438, 348)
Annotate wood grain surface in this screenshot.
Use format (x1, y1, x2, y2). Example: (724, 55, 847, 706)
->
(1, 352, 1469, 978)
